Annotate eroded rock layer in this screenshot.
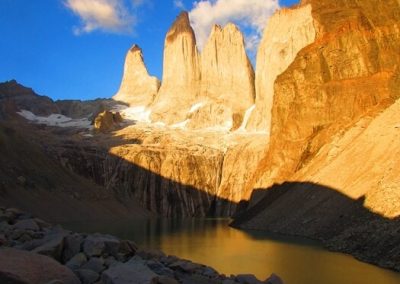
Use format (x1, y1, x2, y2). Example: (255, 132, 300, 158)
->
(113, 45, 160, 107)
(49, 126, 267, 217)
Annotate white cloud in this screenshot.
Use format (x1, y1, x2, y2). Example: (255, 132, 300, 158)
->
(189, 0, 280, 52)
(174, 0, 186, 9)
(65, 0, 136, 35)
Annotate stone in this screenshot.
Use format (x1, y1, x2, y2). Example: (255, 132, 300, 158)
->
(75, 269, 100, 284)
(118, 239, 138, 256)
(101, 257, 158, 284)
(265, 273, 284, 284)
(0, 248, 80, 284)
(236, 274, 264, 284)
(63, 233, 84, 263)
(151, 11, 201, 124)
(113, 45, 160, 107)
(146, 260, 174, 277)
(94, 111, 123, 133)
(169, 260, 201, 273)
(12, 219, 40, 231)
(153, 276, 179, 284)
(83, 233, 120, 257)
(66, 252, 88, 270)
(81, 257, 105, 273)
(32, 232, 67, 261)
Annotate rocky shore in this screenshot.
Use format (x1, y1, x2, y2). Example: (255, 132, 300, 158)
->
(0, 207, 282, 284)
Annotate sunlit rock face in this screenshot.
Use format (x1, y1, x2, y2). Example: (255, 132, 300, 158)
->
(246, 4, 316, 134)
(113, 45, 160, 107)
(190, 24, 255, 130)
(54, 125, 267, 217)
(151, 12, 201, 124)
(251, 0, 400, 188)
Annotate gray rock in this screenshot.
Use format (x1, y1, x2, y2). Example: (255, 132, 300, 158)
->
(35, 218, 52, 229)
(179, 273, 220, 284)
(169, 260, 201, 273)
(66, 252, 87, 270)
(153, 276, 179, 284)
(76, 269, 100, 284)
(0, 247, 80, 284)
(63, 233, 84, 263)
(200, 266, 219, 278)
(146, 260, 174, 277)
(264, 273, 284, 284)
(32, 232, 68, 261)
(83, 233, 120, 257)
(101, 257, 158, 284)
(119, 239, 138, 256)
(222, 280, 237, 284)
(236, 274, 264, 284)
(81, 257, 105, 273)
(136, 249, 165, 261)
(13, 219, 40, 231)
(104, 256, 119, 268)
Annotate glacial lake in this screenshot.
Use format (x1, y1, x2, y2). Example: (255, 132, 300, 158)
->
(63, 218, 400, 284)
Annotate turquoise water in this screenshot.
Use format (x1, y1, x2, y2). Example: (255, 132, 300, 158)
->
(63, 218, 400, 284)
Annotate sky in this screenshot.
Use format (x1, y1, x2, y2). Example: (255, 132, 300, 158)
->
(0, 0, 299, 101)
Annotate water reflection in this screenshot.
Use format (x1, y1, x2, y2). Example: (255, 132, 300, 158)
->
(63, 218, 400, 284)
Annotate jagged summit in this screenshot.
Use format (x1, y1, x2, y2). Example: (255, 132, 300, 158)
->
(166, 11, 196, 44)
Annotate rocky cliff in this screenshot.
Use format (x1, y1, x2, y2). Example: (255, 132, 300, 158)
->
(113, 45, 160, 107)
(250, 0, 400, 188)
(49, 125, 267, 217)
(151, 12, 201, 124)
(234, 0, 400, 271)
(190, 23, 255, 130)
(246, 4, 316, 134)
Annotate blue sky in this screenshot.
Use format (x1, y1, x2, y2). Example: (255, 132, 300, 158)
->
(0, 0, 299, 101)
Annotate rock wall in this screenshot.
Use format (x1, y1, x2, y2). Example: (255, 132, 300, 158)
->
(251, 0, 400, 188)
(246, 4, 316, 134)
(191, 23, 255, 130)
(151, 12, 201, 124)
(113, 45, 160, 107)
(50, 127, 267, 217)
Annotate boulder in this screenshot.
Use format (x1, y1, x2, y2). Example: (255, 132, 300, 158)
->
(0, 248, 80, 284)
(81, 257, 105, 273)
(66, 252, 88, 270)
(12, 219, 40, 231)
(101, 257, 158, 284)
(63, 233, 84, 263)
(94, 111, 123, 133)
(75, 269, 100, 284)
(32, 232, 67, 261)
(83, 233, 120, 257)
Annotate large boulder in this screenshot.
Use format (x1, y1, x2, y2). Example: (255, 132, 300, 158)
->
(101, 257, 158, 284)
(94, 111, 123, 133)
(0, 248, 80, 284)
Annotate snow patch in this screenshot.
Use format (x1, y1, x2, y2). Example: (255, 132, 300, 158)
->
(171, 119, 190, 129)
(189, 102, 205, 113)
(17, 110, 92, 129)
(113, 105, 152, 123)
(237, 105, 256, 132)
